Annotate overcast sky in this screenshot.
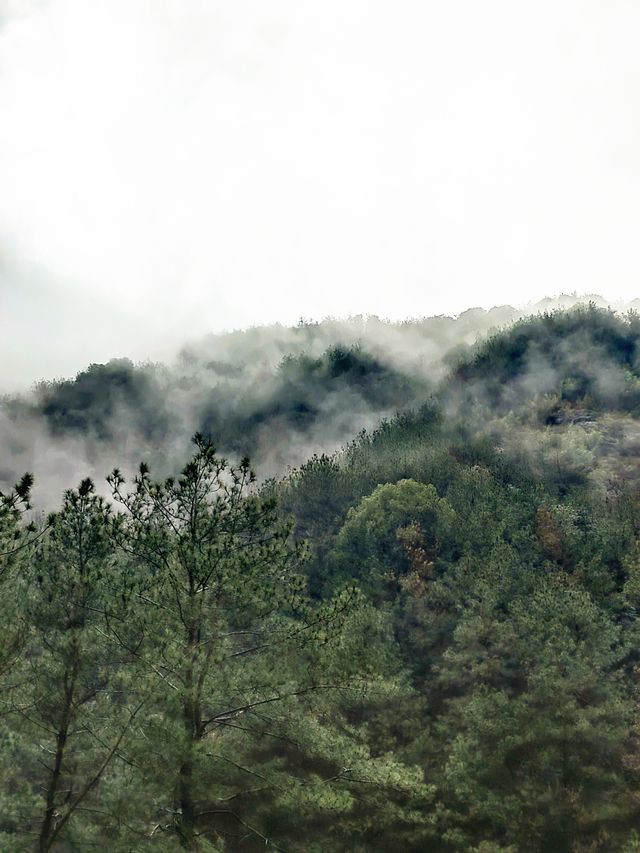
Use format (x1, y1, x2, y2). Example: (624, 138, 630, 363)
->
(1, 0, 640, 389)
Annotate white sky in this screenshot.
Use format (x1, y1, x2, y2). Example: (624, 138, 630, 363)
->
(1, 0, 640, 388)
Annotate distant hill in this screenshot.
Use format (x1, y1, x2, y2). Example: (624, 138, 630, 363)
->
(3, 295, 640, 505)
(449, 303, 640, 415)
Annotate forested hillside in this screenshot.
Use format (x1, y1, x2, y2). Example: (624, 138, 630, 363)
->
(3, 304, 640, 850)
(2, 294, 634, 506)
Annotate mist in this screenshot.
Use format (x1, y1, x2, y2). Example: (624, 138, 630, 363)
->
(1, 294, 638, 511)
(3, 0, 640, 394)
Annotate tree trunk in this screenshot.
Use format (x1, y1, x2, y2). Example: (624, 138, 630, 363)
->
(178, 627, 201, 850)
(178, 744, 197, 850)
(39, 666, 76, 852)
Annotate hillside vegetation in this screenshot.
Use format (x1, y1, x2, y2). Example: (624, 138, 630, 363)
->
(2, 294, 634, 502)
(3, 305, 640, 850)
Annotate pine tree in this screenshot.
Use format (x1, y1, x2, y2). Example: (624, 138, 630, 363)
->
(1, 479, 143, 851)
(107, 435, 368, 849)
(435, 577, 637, 851)
(0, 473, 34, 678)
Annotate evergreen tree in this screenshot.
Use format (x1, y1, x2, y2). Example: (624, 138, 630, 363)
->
(435, 579, 637, 851)
(0, 473, 33, 679)
(0, 480, 142, 851)
(107, 435, 371, 849)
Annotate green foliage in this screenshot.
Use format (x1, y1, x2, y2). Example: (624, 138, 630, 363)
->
(331, 479, 457, 595)
(36, 359, 171, 441)
(198, 344, 429, 458)
(0, 474, 34, 681)
(103, 436, 420, 850)
(436, 582, 635, 851)
(0, 480, 141, 851)
(7, 307, 640, 849)
(451, 305, 640, 416)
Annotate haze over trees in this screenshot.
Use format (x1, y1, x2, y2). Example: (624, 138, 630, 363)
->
(3, 293, 639, 507)
(4, 303, 640, 849)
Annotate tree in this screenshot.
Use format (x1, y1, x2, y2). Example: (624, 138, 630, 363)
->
(435, 579, 637, 851)
(331, 479, 457, 596)
(107, 435, 367, 849)
(0, 479, 143, 851)
(0, 473, 33, 679)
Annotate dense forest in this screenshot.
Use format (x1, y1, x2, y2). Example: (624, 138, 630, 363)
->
(4, 304, 640, 850)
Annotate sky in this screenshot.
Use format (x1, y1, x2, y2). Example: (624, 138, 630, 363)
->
(1, 0, 640, 389)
